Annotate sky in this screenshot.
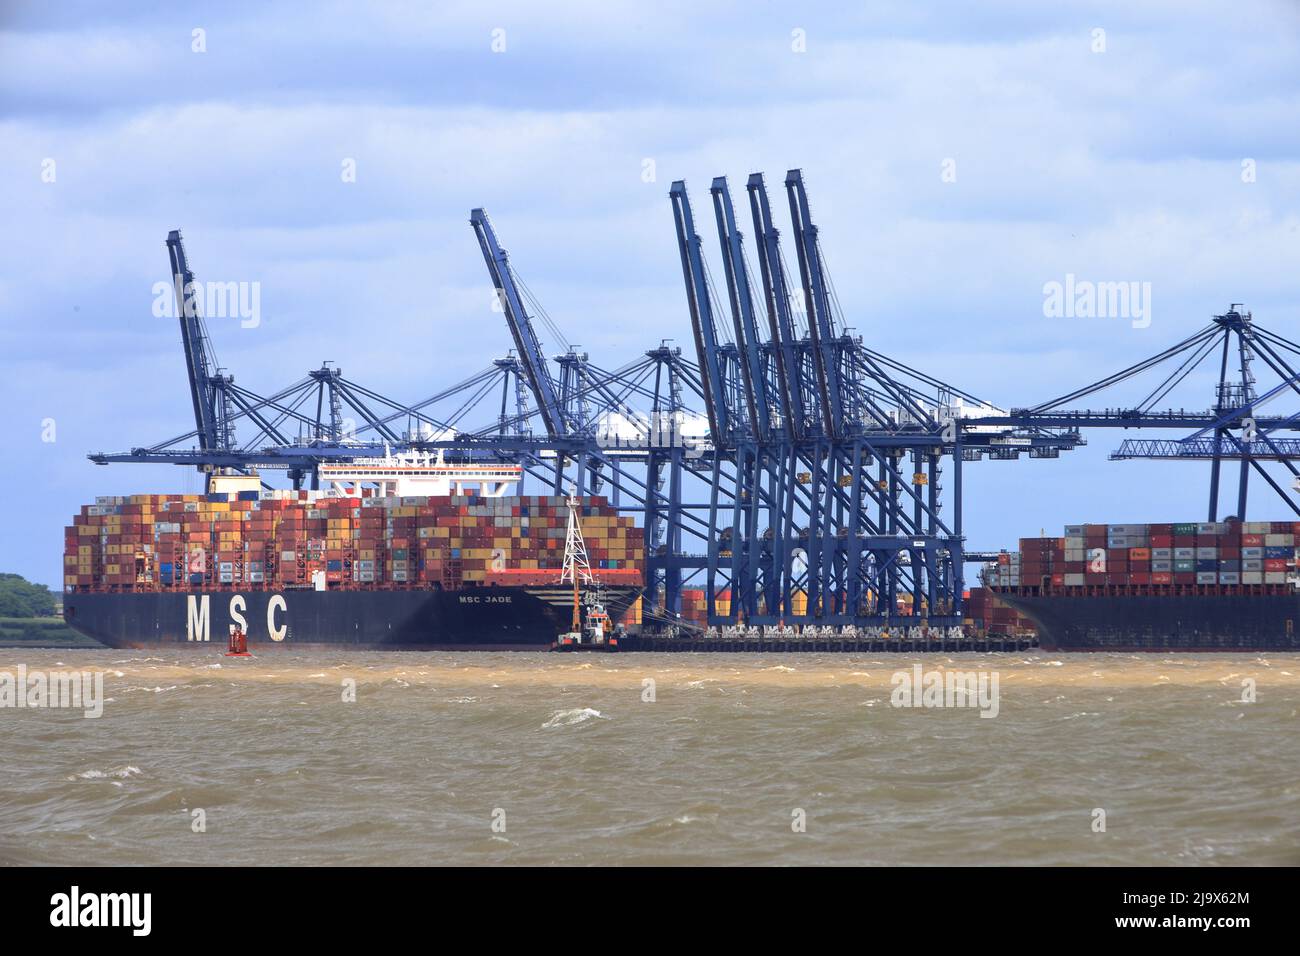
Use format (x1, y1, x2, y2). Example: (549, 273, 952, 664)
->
(2, 1, 1300, 588)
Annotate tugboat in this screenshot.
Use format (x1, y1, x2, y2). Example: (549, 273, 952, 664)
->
(552, 490, 625, 652)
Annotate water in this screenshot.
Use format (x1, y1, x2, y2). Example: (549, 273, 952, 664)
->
(2, 649, 1298, 865)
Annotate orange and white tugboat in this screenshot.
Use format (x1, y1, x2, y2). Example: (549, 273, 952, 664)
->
(552, 490, 624, 652)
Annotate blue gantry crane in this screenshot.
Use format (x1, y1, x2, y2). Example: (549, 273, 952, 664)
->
(973, 305, 1300, 519)
(90, 173, 1300, 634)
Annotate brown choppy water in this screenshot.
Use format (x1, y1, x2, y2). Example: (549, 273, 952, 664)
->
(2, 649, 1298, 866)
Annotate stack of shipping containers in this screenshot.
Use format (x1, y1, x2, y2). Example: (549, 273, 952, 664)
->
(965, 587, 1036, 636)
(990, 520, 1298, 592)
(65, 492, 645, 601)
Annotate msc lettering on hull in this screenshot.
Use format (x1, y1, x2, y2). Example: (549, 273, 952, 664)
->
(186, 594, 289, 642)
(459, 595, 512, 604)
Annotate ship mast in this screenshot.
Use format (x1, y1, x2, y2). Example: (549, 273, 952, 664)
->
(560, 488, 593, 631)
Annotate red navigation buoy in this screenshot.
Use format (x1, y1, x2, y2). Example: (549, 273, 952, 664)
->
(225, 624, 251, 657)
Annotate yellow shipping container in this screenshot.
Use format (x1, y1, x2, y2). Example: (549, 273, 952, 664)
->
(791, 590, 808, 616)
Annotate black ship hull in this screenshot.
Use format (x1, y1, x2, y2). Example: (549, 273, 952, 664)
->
(997, 592, 1300, 652)
(63, 585, 640, 651)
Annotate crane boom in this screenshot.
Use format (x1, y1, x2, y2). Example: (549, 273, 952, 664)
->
(166, 229, 223, 452)
(710, 176, 771, 439)
(746, 173, 804, 440)
(470, 208, 566, 438)
(669, 180, 730, 445)
(784, 169, 845, 438)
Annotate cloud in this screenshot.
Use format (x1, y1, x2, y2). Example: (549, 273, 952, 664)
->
(3, 1, 1300, 586)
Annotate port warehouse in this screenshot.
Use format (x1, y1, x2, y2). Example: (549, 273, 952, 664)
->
(81, 170, 1300, 637)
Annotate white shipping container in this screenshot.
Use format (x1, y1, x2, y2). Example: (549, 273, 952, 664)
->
(1242, 571, 1264, 584)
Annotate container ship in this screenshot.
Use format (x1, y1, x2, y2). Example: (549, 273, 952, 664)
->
(61, 455, 644, 650)
(988, 520, 1300, 651)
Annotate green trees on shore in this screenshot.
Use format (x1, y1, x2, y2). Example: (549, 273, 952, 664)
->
(0, 573, 57, 618)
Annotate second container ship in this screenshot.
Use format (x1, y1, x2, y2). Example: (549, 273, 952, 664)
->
(988, 519, 1300, 651)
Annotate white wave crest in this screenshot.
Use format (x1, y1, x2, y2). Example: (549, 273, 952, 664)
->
(542, 707, 608, 728)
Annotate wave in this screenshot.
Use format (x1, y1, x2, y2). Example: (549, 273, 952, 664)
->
(542, 707, 608, 728)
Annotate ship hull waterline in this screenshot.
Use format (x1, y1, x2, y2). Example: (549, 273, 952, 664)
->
(996, 591, 1300, 652)
(63, 585, 641, 652)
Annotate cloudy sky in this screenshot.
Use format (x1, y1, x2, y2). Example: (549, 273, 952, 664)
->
(3, 1, 1300, 587)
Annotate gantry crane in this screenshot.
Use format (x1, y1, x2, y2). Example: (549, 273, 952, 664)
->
(92, 173, 1300, 633)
